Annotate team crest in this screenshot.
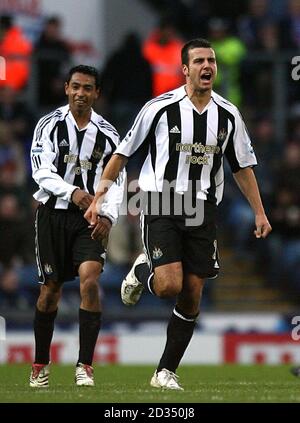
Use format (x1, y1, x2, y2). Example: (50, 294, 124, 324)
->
(217, 128, 227, 141)
(92, 147, 103, 160)
(152, 247, 163, 260)
(44, 263, 53, 275)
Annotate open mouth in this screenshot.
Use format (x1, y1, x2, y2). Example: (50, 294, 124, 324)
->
(201, 73, 212, 81)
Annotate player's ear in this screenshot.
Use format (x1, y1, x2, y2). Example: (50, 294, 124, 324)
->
(182, 64, 189, 77)
(64, 82, 69, 95)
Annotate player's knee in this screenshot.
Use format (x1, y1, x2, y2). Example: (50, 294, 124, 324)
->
(38, 283, 61, 312)
(154, 277, 182, 298)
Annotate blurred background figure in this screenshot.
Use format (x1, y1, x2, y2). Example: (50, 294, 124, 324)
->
(0, 120, 26, 189)
(0, 14, 32, 92)
(266, 142, 300, 293)
(100, 32, 153, 138)
(238, 0, 271, 48)
(142, 16, 184, 97)
(34, 16, 71, 110)
(0, 193, 34, 310)
(280, 0, 300, 48)
(208, 17, 246, 106)
(0, 86, 34, 141)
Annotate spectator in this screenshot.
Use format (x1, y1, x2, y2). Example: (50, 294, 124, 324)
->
(143, 17, 184, 97)
(0, 120, 26, 187)
(0, 193, 35, 309)
(0, 14, 32, 91)
(280, 0, 300, 48)
(265, 142, 300, 292)
(238, 0, 271, 48)
(241, 19, 283, 110)
(0, 86, 35, 140)
(100, 32, 153, 138)
(0, 193, 33, 268)
(35, 16, 71, 109)
(208, 17, 246, 106)
(225, 116, 277, 260)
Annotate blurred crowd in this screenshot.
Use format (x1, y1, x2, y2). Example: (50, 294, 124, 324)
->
(0, 0, 299, 315)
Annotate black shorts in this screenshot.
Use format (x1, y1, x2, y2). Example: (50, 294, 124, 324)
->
(35, 204, 106, 284)
(141, 200, 219, 279)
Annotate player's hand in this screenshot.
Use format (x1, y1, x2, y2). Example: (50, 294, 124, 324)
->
(254, 214, 272, 239)
(71, 189, 94, 211)
(91, 216, 112, 240)
(84, 200, 99, 226)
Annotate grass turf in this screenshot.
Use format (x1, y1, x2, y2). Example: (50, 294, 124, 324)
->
(0, 364, 299, 403)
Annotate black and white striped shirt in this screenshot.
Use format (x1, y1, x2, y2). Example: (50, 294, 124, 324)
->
(115, 86, 257, 205)
(31, 105, 125, 224)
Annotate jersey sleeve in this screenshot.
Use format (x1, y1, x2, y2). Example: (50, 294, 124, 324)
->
(114, 100, 155, 157)
(98, 132, 126, 225)
(225, 109, 257, 173)
(31, 115, 79, 202)
(99, 168, 126, 226)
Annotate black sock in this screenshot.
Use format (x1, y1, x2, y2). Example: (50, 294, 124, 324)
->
(134, 263, 155, 295)
(34, 307, 57, 364)
(157, 306, 198, 373)
(77, 308, 101, 366)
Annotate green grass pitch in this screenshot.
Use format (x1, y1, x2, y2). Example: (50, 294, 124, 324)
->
(0, 364, 299, 403)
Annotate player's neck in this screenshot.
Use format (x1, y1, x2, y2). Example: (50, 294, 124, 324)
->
(70, 108, 92, 130)
(185, 85, 212, 113)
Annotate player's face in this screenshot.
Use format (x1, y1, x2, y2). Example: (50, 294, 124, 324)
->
(182, 47, 217, 92)
(65, 72, 99, 114)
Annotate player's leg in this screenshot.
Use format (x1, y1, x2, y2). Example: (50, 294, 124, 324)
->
(74, 261, 102, 387)
(30, 205, 63, 387)
(73, 215, 105, 386)
(156, 274, 204, 372)
(35, 280, 62, 358)
(30, 280, 62, 387)
(151, 204, 219, 390)
(78, 261, 102, 358)
(121, 214, 183, 304)
(150, 273, 204, 391)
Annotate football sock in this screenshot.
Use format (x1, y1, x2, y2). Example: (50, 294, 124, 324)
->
(134, 263, 155, 295)
(77, 308, 101, 366)
(34, 307, 57, 364)
(157, 306, 198, 373)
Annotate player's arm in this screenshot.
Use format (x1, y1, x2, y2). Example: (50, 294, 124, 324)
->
(85, 100, 155, 226)
(84, 153, 128, 226)
(233, 167, 272, 238)
(31, 117, 80, 203)
(225, 108, 271, 239)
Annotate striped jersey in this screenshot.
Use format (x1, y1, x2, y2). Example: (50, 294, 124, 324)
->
(115, 85, 257, 205)
(31, 105, 125, 224)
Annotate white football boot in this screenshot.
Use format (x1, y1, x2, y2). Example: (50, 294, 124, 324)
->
(29, 363, 50, 388)
(150, 368, 184, 391)
(121, 253, 148, 305)
(75, 363, 95, 387)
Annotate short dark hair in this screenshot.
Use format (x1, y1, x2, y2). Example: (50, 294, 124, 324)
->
(66, 65, 100, 89)
(181, 38, 212, 65)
